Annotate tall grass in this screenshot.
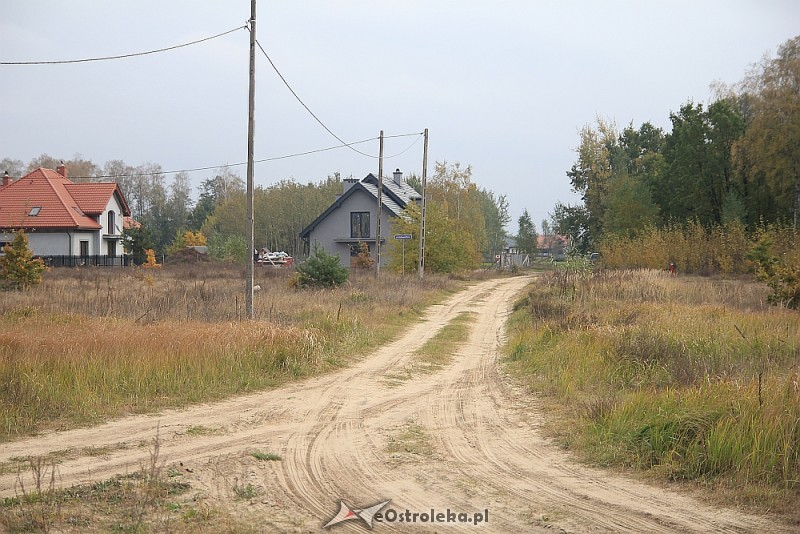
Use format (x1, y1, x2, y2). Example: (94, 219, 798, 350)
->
(506, 268, 800, 515)
(599, 221, 797, 276)
(0, 264, 457, 441)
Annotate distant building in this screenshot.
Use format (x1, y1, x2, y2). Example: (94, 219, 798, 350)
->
(537, 234, 569, 260)
(0, 165, 132, 265)
(300, 170, 421, 268)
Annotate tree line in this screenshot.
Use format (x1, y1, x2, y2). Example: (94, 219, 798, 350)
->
(1, 154, 511, 272)
(553, 35, 800, 252)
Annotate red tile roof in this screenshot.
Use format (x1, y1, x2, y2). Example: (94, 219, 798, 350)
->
(0, 168, 131, 231)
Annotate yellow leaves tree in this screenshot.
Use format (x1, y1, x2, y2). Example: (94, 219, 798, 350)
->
(166, 230, 207, 254)
(387, 198, 479, 274)
(142, 249, 161, 268)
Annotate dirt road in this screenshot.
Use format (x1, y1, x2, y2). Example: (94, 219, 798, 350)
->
(0, 276, 785, 532)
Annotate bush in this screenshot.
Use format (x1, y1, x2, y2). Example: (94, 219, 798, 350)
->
(296, 244, 348, 288)
(0, 231, 46, 290)
(351, 241, 374, 270)
(749, 228, 800, 308)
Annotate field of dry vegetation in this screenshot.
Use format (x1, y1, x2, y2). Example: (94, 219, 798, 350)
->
(505, 267, 800, 522)
(0, 264, 458, 443)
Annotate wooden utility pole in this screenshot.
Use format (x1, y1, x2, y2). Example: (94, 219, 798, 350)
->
(245, 0, 256, 320)
(375, 130, 384, 277)
(418, 128, 428, 279)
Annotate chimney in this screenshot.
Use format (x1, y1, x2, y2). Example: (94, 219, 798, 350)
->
(2, 171, 11, 187)
(342, 177, 358, 195)
(56, 161, 67, 178)
(393, 168, 403, 186)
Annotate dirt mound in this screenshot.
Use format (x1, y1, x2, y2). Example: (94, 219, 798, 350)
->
(164, 246, 211, 264)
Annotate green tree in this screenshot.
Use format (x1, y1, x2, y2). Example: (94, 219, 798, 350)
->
(296, 243, 348, 288)
(660, 100, 744, 226)
(122, 225, 153, 265)
(734, 35, 800, 229)
(0, 231, 46, 290)
(207, 233, 247, 264)
(202, 174, 342, 258)
(387, 200, 477, 274)
(516, 209, 538, 254)
(603, 174, 659, 237)
(189, 167, 245, 231)
(164, 171, 193, 240)
(551, 203, 592, 255)
(567, 118, 617, 241)
(427, 162, 486, 267)
(479, 189, 510, 259)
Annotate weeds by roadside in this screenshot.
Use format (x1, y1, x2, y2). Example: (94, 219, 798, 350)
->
(0, 432, 198, 532)
(505, 268, 800, 521)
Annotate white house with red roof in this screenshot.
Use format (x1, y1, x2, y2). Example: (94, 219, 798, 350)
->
(0, 164, 132, 265)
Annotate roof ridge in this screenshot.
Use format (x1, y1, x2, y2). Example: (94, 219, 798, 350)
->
(28, 168, 90, 227)
(45, 170, 86, 227)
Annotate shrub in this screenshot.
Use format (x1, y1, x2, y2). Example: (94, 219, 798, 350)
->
(0, 231, 46, 290)
(749, 229, 800, 308)
(296, 244, 348, 288)
(351, 241, 374, 270)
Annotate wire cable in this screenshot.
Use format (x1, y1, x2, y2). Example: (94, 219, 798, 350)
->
(70, 131, 423, 181)
(71, 137, 380, 180)
(253, 34, 424, 160)
(0, 25, 245, 65)
(252, 31, 382, 159)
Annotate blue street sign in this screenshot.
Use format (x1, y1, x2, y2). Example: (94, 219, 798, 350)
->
(394, 234, 413, 239)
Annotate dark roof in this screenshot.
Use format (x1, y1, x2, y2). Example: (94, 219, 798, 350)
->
(299, 174, 421, 240)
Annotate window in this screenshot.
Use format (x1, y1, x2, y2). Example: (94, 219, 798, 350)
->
(28, 206, 41, 216)
(350, 212, 370, 239)
(107, 240, 116, 256)
(107, 211, 115, 234)
(79, 240, 89, 257)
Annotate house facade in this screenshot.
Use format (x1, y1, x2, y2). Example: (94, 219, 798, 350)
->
(0, 165, 132, 265)
(300, 170, 421, 268)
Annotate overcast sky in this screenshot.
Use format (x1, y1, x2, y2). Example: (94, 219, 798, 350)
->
(1, 1, 797, 233)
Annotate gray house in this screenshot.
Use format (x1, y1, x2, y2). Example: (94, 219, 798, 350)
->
(300, 169, 421, 268)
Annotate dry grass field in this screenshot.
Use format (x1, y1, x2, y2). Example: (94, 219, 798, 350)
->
(0, 263, 459, 443)
(505, 267, 800, 522)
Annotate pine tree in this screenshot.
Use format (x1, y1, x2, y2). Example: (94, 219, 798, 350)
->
(0, 231, 46, 290)
(296, 244, 348, 287)
(516, 209, 538, 255)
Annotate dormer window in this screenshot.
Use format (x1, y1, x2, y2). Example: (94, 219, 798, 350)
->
(28, 206, 41, 216)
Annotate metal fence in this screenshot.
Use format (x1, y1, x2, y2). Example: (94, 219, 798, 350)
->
(37, 255, 132, 267)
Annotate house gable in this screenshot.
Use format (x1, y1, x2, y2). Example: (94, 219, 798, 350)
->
(0, 168, 131, 232)
(300, 173, 419, 241)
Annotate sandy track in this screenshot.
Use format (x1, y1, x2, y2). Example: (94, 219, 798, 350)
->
(0, 276, 785, 532)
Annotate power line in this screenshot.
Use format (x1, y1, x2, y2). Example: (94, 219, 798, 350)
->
(251, 29, 380, 159)
(4, 16, 424, 178)
(253, 34, 424, 160)
(0, 25, 245, 65)
(66, 134, 416, 181)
